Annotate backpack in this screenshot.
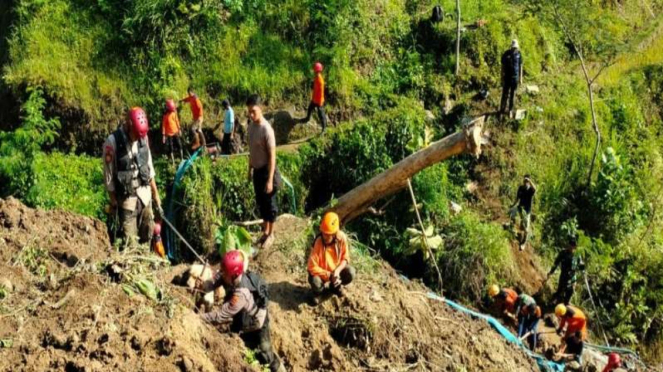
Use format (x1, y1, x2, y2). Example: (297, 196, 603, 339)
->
(431, 5, 444, 23)
(242, 271, 269, 309)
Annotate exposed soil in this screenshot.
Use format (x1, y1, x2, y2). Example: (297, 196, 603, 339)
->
(1, 198, 542, 372)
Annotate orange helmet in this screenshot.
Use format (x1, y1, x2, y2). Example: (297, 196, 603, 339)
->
(320, 212, 340, 235)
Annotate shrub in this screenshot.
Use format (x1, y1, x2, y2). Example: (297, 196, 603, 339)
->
(27, 152, 107, 220)
(437, 211, 515, 302)
(0, 86, 60, 198)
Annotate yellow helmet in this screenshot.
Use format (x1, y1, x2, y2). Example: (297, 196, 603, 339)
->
(320, 212, 340, 235)
(488, 285, 500, 297)
(555, 304, 567, 317)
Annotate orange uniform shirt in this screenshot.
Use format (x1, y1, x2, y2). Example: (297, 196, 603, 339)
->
(561, 306, 587, 339)
(307, 232, 349, 282)
(162, 111, 181, 137)
(183, 95, 204, 120)
(312, 74, 325, 106)
(499, 288, 519, 314)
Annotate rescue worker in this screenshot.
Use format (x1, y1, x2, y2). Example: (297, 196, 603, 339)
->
(514, 293, 541, 350)
(103, 107, 163, 247)
(509, 174, 536, 250)
(548, 239, 585, 305)
(221, 99, 235, 155)
(307, 212, 356, 305)
(246, 94, 281, 250)
(500, 39, 523, 116)
(299, 62, 328, 133)
(199, 251, 285, 372)
(162, 99, 183, 164)
(487, 285, 518, 321)
(602, 353, 622, 372)
(555, 304, 587, 351)
(555, 331, 584, 368)
(180, 87, 206, 151)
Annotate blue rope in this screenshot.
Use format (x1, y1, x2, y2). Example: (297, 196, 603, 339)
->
(164, 148, 204, 261)
(426, 292, 566, 372)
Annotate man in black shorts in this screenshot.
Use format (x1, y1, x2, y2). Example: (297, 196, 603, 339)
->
(246, 94, 280, 250)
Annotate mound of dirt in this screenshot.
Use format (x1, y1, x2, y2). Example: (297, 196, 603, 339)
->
(1, 199, 540, 372)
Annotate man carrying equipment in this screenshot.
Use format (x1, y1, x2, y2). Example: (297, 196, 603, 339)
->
(103, 107, 163, 247)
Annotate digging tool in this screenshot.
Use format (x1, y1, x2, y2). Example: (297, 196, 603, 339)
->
(519, 331, 532, 341)
(160, 215, 211, 298)
(160, 215, 206, 265)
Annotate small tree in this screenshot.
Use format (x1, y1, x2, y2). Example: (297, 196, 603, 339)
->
(455, 0, 461, 76)
(525, 0, 627, 187)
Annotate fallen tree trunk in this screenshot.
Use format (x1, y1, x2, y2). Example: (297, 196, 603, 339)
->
(331, 116, 486, 224)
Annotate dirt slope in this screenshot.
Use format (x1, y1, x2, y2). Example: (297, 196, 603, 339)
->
(0, 198, 539, 372)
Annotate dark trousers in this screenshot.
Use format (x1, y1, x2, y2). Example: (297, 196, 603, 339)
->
(221, 132, 232, 155)
(164, 134, 183, 161)
(252, 167, 280, 223)
(518, 315, 540, 350)
(500, 79, 518, 113)
(309, 265, 356, 294)
(303, 101, 328, 131)
(240, 316, 282, 372)
(555, 279, 575, 305)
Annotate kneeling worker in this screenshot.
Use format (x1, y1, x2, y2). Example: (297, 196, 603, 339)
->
(555, 303, 587, 356)
(307, 212, 356, 304)
(200, 251, 284, 372)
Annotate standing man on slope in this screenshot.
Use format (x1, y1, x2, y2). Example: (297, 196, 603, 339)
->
(299, 62, 328, 134)
(103, 107, 163, 247)
(500, 39, 523, 117)
(247, 94, 281, 251)
(509, 175, 536, 250)
(162, 99, 183, 164)
(221, 99, 235, 155)
(199, 251, 285, 372)
(548, 238, 585, 305)
(180, 87, 206, 152)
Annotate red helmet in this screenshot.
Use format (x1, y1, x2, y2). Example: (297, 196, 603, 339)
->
(129, 107, 149, 138)
(166, 99, 176, 112)
(222, 250, 245, 278)
(608, 353, 621, 367)
(313, 62, 323, 73)
(153, 222, 161, 236)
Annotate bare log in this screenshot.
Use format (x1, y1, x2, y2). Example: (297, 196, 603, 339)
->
(331, 116, 485, 224)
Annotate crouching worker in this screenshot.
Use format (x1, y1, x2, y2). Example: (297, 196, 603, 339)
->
(307, 212, 356, 305)
(555, 331, 584, 369)
(487, 285, 518, 323)
(199, 251, 284, 372)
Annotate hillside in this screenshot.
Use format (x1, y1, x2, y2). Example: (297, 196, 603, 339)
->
(2, 0, 663, 369)
(0, 198, 542, 372)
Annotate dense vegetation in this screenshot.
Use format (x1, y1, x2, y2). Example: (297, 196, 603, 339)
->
(2, 0, 663, 363)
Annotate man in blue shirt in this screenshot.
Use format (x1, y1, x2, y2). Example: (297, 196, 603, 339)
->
(500, 39, 523, 116)
(221, 99, 235, 154)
